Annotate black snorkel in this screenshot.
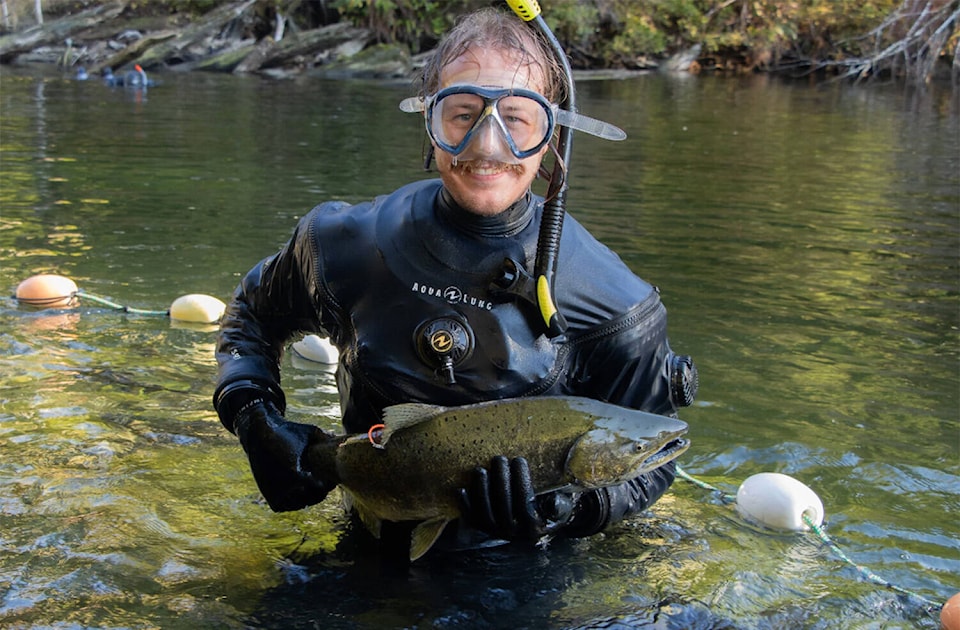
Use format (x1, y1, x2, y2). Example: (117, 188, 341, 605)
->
(503, 0, 575, 337)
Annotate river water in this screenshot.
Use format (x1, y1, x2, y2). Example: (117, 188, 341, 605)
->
(0, 66, 957, 629)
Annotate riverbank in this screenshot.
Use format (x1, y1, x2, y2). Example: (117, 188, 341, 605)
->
(0, 0, 957, 83)
(0, 1, 408, 80)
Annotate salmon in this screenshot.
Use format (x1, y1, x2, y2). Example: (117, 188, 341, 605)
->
(305, 396, 689, 561)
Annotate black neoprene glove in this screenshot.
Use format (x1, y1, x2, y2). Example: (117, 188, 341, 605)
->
(233, 399, 336, 512)
(457, 456, 576, 542)
(562, 461, 677, 538)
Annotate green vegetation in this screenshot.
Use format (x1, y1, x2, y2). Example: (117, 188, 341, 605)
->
(325, 0, 959, 81)
(3, 0, 957, 81)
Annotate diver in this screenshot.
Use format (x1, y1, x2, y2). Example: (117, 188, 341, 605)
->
(213, 6, 698, 554)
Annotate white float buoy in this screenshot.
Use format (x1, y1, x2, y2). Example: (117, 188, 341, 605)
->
(15, 274, 79, 308)
(291, 334, 339, 364)
(169, 294, 226, 324)
(735, 472, 824, 531)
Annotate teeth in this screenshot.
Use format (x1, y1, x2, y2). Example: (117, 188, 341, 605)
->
(459, 162, 517, 176)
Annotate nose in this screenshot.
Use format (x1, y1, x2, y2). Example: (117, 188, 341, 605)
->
(471, 118, 502, 157)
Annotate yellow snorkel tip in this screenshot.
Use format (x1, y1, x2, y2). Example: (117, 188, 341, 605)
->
(537, 274, 566, 336)
(506, 0, 541, 21)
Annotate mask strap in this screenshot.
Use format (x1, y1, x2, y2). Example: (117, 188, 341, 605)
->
(422, 145, 435, 171)
(539, 142, 566, 205)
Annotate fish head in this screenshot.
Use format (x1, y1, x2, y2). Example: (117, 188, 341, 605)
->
(565, 414, 689, 488)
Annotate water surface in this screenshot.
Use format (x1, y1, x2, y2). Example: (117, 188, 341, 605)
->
(0, 67, 957, 629)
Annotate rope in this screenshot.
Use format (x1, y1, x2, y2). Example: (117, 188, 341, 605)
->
(674, 465, 944, 614)
(802, 513, 943, 612)
(675, 464, 736, 502)
(75, 290, 169, 316)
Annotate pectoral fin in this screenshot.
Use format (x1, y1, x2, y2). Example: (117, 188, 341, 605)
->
(410, 517, 451, 561)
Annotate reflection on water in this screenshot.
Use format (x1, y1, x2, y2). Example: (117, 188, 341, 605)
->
(0, 68, 957, 628)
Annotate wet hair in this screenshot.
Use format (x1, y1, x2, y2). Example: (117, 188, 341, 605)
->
(416, 7, 566, 103)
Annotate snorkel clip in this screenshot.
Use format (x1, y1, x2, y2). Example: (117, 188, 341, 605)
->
(490, 257, 567, 337)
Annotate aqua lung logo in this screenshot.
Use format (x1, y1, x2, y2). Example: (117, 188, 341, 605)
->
(442, 286, 462, 303)
(410, 281, 494, 310)
(430, 330, 454, 353)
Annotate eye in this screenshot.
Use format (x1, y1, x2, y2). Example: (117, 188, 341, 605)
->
(501, 110, 533, 126)
(447, 109, 478, 124)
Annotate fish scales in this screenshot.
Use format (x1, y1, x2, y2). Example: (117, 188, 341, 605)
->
(334, 399, 596, 522)
(304, 396, 689, 560)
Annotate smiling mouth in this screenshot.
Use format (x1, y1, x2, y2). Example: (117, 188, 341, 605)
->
(454, 160, 522, 176)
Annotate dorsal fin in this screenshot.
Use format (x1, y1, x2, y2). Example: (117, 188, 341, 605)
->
(379, 403, 445, 446)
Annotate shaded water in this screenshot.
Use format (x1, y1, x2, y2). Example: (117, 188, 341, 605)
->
(0, 67, 957, 629)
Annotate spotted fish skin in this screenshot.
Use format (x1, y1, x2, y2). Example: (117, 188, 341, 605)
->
(305, 396, 689, 560)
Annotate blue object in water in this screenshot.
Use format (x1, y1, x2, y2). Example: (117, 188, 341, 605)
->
(75, 67, 89, 81)
(102, 66, 156, 88)
(102, 67, 122, 86)
(124, 65, 156, 88)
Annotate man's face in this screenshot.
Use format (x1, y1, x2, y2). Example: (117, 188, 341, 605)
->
(433, 47, 550, 217)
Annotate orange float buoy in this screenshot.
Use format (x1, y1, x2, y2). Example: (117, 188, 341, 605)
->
(942, 591, 960, 630)
(15, 274, 79, 308)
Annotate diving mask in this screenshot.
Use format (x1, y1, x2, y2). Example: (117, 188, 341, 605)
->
(400, 85, 626, 164)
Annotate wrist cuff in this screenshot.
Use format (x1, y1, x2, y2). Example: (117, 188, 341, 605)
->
(562, 488, 612, 538)
(214, 380, 285, 433)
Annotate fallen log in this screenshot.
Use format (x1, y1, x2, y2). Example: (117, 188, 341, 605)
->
(230, 36, 276, 74)
(89, 30, 178, 74)
(0, 2, 124, 63)
(233, 22, 372, 73)
(187, 38, 258, 72)
(129, 0, 257, 69)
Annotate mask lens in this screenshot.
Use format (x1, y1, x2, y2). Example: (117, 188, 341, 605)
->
(430, 92, 486, 149)
(496, 95, 550, 153)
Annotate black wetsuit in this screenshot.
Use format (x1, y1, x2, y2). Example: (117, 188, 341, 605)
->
(214, 178, 696, 538)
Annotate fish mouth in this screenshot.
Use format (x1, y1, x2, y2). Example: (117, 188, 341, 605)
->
(640, 437, 690, 472)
